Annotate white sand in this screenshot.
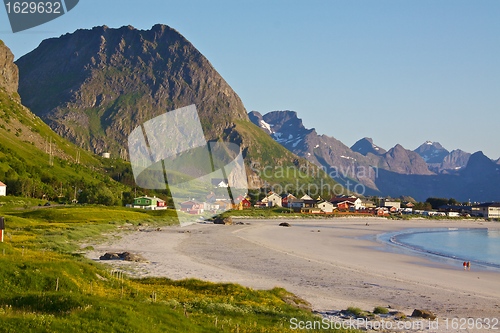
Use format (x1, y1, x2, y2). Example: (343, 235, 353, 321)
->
(86, 218, 500, 331)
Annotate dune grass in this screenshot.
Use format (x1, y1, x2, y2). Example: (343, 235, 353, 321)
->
(0, 204, 356, 332)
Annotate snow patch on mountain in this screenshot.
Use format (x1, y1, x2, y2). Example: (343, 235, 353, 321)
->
(260, 120, 273, 133)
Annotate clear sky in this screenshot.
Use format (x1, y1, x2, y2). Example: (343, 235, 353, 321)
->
(1, 0, 499, 159)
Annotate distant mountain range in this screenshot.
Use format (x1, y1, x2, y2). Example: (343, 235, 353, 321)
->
(250, 110, 500, 201)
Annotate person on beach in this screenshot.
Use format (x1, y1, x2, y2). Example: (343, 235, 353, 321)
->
(463, 261, 467, 270)
(467, 261, 471, 271)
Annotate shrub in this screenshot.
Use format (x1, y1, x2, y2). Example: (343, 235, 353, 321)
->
(373, 306, 389, 314)
(346, 306, 364, 316)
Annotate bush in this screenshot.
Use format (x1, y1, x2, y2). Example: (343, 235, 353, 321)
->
(346, 306, 364, 316)
(373, 306, 389, 314)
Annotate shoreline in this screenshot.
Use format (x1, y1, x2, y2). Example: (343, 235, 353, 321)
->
(86, 218, 500, 330)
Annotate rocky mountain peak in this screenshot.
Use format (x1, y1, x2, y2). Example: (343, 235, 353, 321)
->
(0, 40, 19, 96)
(248, 111, 271, 135)
(351, 137, 386, 156)
(383, 144, 433, 175)
(414, 141, 449, 163)
(16, 24, 248, 154)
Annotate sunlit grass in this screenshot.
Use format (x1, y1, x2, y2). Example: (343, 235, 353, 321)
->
(0, 204, 357, 332)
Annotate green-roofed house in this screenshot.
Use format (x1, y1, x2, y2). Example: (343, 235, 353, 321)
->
(131, 196, 166, 210)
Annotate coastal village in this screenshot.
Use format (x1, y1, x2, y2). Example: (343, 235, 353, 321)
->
(126, 189, 500, 220)
(1, 178, 499, 218)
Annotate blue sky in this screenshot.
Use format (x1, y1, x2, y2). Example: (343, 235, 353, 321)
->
(1, 0, 499, 159)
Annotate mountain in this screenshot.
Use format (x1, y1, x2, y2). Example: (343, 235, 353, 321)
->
(496, 158, 500, 165)
(414, 141, 471, 174)
(351, 137, 386, 156)
(16, 24, 247, 155)
(437, 149, 471, 174)
(380, 144, 432, 175)
(414, 141, 449, 163)
(249, 111, 435, 196)
(249, 111, 381, 193)
(0, 40, 18, 96)
(0, 40, 128, 204)
(15, 25, 339, 195)
(250, 110, 500, 201)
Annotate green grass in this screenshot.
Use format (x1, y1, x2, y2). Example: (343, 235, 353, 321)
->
(0, 204, 357, 332)
(346, 307, 365, 317)
(0, 88, 131, 203)
(373, 306, 389, 314)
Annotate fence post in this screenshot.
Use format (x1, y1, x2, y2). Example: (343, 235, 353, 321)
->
(0, 216, 4, 243)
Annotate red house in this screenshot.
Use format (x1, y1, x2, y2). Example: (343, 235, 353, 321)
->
(281, 193, 297, 208)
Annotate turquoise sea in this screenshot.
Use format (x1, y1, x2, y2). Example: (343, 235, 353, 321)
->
(378, 228, 500, 271)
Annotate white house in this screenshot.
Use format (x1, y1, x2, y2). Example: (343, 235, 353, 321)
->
(301, 194, 313, 200)
(476, 203, 500, 218)
(262, 192, 282, 207)
(211, 179, 229, 188)
(380, 199, 401, 210)
(317, 201, 335, 213)
(0, 181, 6, 196)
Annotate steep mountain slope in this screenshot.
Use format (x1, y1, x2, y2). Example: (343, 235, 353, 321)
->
(0, 40, 128, 203)
(17, 24, 247, 155)
(15, 25, 340, 195)
(438, 149, 471, 174)
(380, 144, 433, 175)
(0, 40, 18, 96)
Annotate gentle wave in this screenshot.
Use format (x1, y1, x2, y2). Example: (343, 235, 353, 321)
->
(380, 228, 500, 271)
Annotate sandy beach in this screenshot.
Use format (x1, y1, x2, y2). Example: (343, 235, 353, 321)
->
(87, 218, 500, 331)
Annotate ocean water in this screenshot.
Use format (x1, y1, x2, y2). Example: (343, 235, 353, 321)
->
(381, 228, 500, 270)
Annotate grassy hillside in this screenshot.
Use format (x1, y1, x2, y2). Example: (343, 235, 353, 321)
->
(0, 88, 143, 204)
(0, 202, 353, 332)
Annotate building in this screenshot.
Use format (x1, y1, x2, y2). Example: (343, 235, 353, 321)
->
(0, 181, 6, 196)
(214, 200, 232, 211)
(281, 193, 297, 208)
(131, 196, 166, 210)
(233, 198, 252, 210)
(179, 200, 204, 214)
(262, 192, 282, 207)
(438, 205, 472, 216)
(475, 203, 500, 218)
(317, 201, 335, 213)
(375, 207, 389, 216)
(380, 199, 401, 210)
(330, 196, 363, 210)
(289, 198, 317, 212)
(211, 179, 229, 188)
